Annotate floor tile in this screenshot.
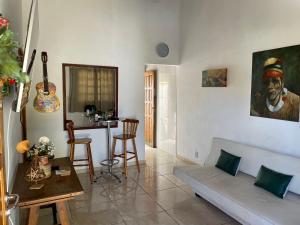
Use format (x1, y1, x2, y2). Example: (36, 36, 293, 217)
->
(70, 202, 124, 225)
(178, 184, 195, 196)
(114, 193, 163, 218)
(163, 174, 186, 186)
(222, 220, 241, 225)
(68, 184, 111, 209)
(149, 187, 192, 210)
(156, 163, 175, 175)
(123, 212, 179, 225)
(138, 175, 176, 193)
(129, 166, 161, 181)
(37, 146, 239, 225)
(167, 198, 234, 225)
(103, 177, 147, 201)
(38, 214, 59, 225)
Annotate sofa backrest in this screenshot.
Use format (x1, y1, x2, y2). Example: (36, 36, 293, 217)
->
(204, 137, 300, 195)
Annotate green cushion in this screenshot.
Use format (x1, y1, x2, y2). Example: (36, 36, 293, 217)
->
(215, 149, 241, 176)
(254, 165, 293, 199)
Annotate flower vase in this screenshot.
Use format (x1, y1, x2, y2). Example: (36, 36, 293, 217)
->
(39, 155, 49, 165)
(39, 155, 52, 178)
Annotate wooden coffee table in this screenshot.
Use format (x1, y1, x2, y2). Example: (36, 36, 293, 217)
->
(12, 157, 84, 225)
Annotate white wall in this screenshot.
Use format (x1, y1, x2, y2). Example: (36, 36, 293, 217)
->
(146, 64, 177, 155)
(1, 0, 23, 224)
(26, 0, 181, 167)
(145, 0, 181, 64)
(177, 0, 300, 164)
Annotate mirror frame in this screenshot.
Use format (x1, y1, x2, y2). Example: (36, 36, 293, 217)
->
(62, 63, 119, 130)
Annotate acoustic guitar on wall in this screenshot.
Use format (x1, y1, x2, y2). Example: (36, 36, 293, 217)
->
(33, 52, 60, 113)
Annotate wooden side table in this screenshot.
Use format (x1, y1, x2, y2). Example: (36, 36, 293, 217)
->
(12, 157, 83, 225)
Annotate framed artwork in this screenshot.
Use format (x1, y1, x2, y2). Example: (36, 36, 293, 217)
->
(250, 44, 300, 122)
(202, 68, 227, 87)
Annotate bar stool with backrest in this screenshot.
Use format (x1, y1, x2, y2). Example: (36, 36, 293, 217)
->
(111, 119, 140, 177)
(66, 120, 95, 183)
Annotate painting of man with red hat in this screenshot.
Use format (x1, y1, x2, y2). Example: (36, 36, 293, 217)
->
(250, 45, 300, 122)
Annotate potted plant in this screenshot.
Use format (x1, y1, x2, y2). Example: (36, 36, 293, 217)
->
(29, 136, 55, 165)
(0, 16, 29, 95)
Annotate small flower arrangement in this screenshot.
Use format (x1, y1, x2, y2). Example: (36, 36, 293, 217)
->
(29, 136, 55, 158)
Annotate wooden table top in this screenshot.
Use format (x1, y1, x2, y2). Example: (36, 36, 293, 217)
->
(12, 157, 84, 208)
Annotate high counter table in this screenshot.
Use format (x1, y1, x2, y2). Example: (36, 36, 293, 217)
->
(95, 118, 121, 183)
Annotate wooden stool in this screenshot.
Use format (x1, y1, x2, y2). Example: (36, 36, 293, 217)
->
(66, 120, 94, 183)
(112, 119, 140, 177)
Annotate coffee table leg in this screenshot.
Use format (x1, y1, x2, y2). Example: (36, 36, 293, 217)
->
(56, 201, 70, 225)
(28, 206, 39, 225)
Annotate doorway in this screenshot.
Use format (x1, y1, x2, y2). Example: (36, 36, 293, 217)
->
(144, 65, 177, 156)
(144, 70, 157, 148)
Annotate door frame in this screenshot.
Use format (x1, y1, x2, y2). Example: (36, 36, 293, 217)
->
(144, 70, 157, 148)
(0, 95, 7, 225)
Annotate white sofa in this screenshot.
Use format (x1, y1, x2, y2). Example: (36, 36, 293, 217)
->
(174, 138, 300, 225)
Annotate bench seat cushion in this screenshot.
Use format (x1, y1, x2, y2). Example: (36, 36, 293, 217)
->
(174, 166, 300, 225)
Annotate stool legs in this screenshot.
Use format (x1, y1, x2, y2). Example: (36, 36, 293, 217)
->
(86, 143, 95, 183)
(68, 142, 94, 183)
(112, 138, 140, 177)
(123, 140, 128, 178)
(112, 138, 117, 159)
(69, 144, 75, 161)
(132, 138, 140, 173)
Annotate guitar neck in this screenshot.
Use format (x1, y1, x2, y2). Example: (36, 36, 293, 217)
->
(43, 61, 49, 94)
(26, 49, 36, 75)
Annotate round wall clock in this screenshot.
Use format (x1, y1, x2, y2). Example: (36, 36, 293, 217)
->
(156, 42, 169, 58)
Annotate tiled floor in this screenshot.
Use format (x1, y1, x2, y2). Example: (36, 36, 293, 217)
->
(37, 146, 240, 225)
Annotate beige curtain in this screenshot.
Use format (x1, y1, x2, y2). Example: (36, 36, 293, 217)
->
(69, 67, 116, 112)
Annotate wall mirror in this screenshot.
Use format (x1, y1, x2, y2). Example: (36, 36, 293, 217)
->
(63, 63, 118, 130)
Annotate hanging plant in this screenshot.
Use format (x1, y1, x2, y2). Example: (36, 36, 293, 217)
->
(0, 16, 30, 95)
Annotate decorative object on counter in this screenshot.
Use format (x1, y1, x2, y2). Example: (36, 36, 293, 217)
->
(34, 52, 60, 113)
(55, 166, 71, 176)
(16, 138, 52, 181)
(202, 68, 227, 87)
(85, 109, 116, 123)
(28, 136, 55, 178)
(16, 139, 31, 154)
(102, 110, 114, 120)
(28, 136, 55, 158)
(25, 150, 46, 186)
(39, 161, 52, 178)
(84, 104, 96, 116)
(39, 153, 52, 178)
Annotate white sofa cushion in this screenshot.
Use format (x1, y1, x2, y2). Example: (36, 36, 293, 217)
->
(174, 166, 300, 225)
